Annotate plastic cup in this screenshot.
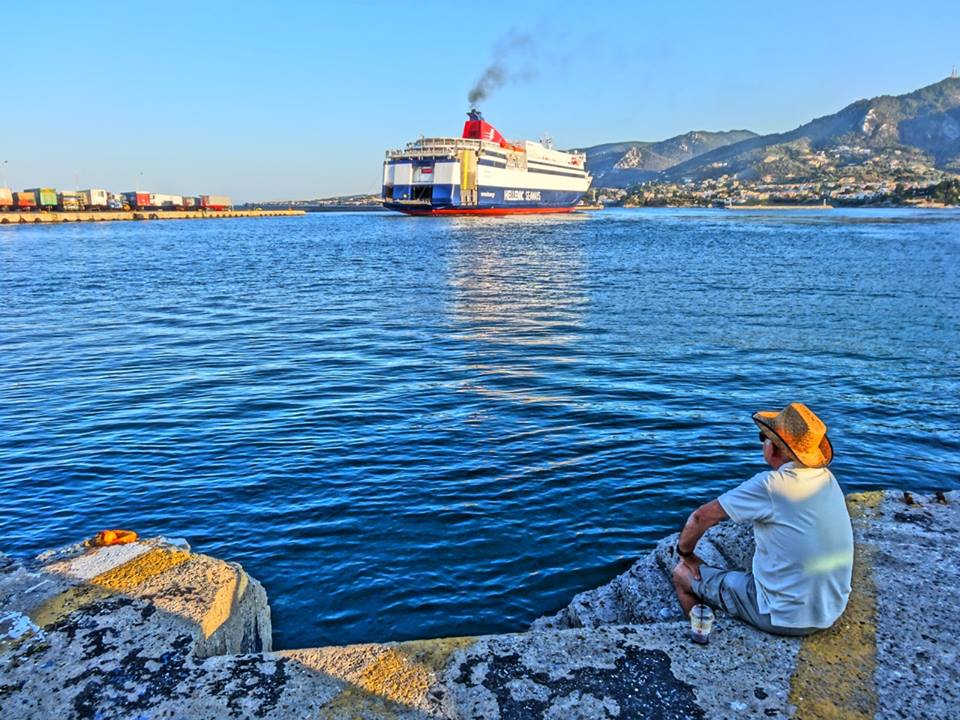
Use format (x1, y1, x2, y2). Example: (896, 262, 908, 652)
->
(689, 604, 715, 644)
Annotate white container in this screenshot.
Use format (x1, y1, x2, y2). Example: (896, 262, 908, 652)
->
(0, 187, 13, 207)
(150, 194, 183, 209)
(201, 194, 231, 209)
(81, 189, 109, 208)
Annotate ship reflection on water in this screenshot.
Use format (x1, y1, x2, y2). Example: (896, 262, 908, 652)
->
(445, 215, 589, 409)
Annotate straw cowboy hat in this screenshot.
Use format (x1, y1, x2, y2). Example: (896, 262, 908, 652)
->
(753, 403, 833, 468)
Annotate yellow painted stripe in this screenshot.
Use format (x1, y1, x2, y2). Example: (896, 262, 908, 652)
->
(355, 636, 475, 705)
(30, 547, 190, 628)
(788, 493, 882, 719)
(92, 547, 190, 593)
(298, 636, 475, 717)
(845, 491, 886, 516)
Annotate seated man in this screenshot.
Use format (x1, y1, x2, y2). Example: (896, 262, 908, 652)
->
(671, 403, 853, 636)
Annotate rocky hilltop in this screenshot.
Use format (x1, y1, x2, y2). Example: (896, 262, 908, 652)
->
(660, 76, 960, 184)
(580, 77, 960, 190)
(574, 130, 757, 187)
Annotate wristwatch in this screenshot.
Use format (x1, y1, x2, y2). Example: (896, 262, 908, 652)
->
(676, 543, 695, 558)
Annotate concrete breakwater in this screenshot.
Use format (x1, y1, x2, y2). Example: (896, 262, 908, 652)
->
(1, 489, 956, 719)
(0, 209, 304, 225)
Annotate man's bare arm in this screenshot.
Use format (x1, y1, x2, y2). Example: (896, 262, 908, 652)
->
(677, 499, 729, 555)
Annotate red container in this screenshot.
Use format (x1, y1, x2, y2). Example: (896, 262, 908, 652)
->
(122, 191, 152, 208)
(14, 192, 37, 209)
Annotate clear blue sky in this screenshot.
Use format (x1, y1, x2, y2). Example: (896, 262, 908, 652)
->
(3, 0, 957, 201)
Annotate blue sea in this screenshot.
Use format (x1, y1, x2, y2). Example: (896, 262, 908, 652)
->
(1, 208, 958, 649)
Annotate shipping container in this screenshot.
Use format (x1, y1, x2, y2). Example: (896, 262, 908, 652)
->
(0, 188, 13, 208)
(122, 191, 152, 209)
(58, 191, 83, 211)
(150, 193, 183, 209)
(201, 194, 231, 210)
(25, 188, 58, 209)
(182, 196, 199, 209)
(81, 189, 109, 208)
(14, 191, 37, 209)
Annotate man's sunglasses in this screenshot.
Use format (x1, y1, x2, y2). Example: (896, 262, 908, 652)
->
(759, 431, 768, 444)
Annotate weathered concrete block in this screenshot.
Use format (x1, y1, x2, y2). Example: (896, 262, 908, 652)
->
(2, 490, 958, 719)
(540, 551, 683, 631)
(702, 521, 756, 569)
(0, 537, 271, 719)
(612, 554, 686, 623)
(850, 491, 960, 720)
(440, 623, 800, 720)
(533, 528, 739, 632)
(652, 531, 729, 574)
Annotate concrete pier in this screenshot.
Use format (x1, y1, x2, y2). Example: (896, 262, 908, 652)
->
(1, 489, 956, 718)
(0, 209, 304, 225)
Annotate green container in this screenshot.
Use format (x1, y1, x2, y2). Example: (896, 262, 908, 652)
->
(25, 188, 58, 207)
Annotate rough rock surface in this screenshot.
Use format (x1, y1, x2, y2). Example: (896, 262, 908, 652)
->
(532, 522, 753, 631)
(0, 537, 271, 718)
(1, 490, 957, 719)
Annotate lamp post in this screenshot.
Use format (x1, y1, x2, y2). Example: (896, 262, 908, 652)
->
(1, 160, 8, 189)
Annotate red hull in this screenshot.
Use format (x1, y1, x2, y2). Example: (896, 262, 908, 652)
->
(398, 206, 577, 217)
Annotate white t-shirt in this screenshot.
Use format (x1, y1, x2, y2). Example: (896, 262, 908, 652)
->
(718, 462, 854, 629)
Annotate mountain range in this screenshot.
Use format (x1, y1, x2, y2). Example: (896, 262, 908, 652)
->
(573, 131, 757, 186)
(578, 77, 960, 188)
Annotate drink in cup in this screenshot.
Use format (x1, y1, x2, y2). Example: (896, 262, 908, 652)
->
(689, 604, 715, 644)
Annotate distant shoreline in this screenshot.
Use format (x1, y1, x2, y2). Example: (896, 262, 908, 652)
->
(621, 202, 958, 210)
(0, 209, 304, 226)
(241, 205, 389, 213)
(726, 204, 832, 210)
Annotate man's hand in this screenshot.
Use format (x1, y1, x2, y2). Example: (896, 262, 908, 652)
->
(673, 499, 727, 614)
(672, 557, 702, 614)
(679, 553, 702, 580)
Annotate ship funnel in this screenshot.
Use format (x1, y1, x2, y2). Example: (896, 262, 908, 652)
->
(462, 110, 507, 144)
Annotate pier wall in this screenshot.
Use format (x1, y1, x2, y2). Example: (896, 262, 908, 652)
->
(1, 489, 956, 719)
(0, 209, 304, 225)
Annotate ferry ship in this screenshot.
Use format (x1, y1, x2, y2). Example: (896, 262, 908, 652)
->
(382, 110, 591, 215)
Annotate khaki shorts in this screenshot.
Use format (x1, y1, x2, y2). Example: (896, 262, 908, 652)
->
(690, 565, 819, 637)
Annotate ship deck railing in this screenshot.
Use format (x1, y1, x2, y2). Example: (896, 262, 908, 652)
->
(385, 137, 588, 165)
(385, 137, 498, 159)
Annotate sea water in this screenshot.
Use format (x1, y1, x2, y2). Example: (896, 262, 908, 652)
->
(1, 208, 957, 649)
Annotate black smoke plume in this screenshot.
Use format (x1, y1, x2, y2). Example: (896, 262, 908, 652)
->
(467, 33, 535, 106)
